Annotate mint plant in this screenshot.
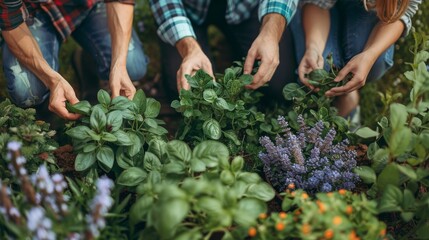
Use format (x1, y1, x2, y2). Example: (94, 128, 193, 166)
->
(171, 62, 276, 161)
(354, 32, 429, 238)
(66, 89, 167, 175)
(119, 139, 275, 239)
(282, 55, 351, 137)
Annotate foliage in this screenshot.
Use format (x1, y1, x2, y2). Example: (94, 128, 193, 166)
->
(354, 31, 429, 238)
(171, 63, 279, 158)
(246, 190, 386, 240)
(126, 140, 275, 239)
(0, 141, 115, 240)
(66, 89, 167, 176)
(0, 99, 58, 180)
(260, 115, 359, 194)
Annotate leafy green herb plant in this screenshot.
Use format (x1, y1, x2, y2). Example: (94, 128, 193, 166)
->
(66, 89, 167, 175)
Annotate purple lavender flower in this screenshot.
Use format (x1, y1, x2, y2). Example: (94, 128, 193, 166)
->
(27, 207, 56, 240)
(259, 115, 359, 194)
(86, 176, 114, 238)
(7, 141, 22, 152)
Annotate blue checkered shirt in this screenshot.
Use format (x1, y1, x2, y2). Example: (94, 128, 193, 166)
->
(150, 0, 298, 46)
(300, 0, 422, 36)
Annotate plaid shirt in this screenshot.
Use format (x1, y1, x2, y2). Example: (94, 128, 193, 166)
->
(300, 0, 422, 36)
(150, 0, 298, 46)
(0, 0, 135, 41)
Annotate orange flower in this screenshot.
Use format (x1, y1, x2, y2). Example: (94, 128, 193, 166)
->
(333, 216, 342, 225)
(248, 227, 257, 237)
(302, 193, 309, 200)
(380, 228, 386, 236)
(348, 230, 360, 240)
(327, 192, 333, 197)
(288, 183, 295, 189)
(291, 191, 296, 197)
(324, 229, 334, 239)
(338, 189, 347, 195)
(317, 200, 326, 213)
(279, 212, 287, 219)
(259, 213, 267, 219)
(276, 222, 285, 231)
(301, 223, 311, 235)
(346, 205, 353, 215)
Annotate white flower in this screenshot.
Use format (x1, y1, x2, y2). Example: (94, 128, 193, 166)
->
(7, 141, 22, 151)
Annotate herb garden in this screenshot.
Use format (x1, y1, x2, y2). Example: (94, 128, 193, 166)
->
(1, 19, 429, 240)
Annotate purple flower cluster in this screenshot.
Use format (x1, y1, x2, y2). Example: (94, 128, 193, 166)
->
(86, 176, 114, 238)
(27, 207, 56, 240)
(259, 116, 359, 193)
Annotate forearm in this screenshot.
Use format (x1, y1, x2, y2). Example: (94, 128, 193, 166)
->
(260, 13, 286, 43)
(1, 23, 61, 89)
(176, 37, 201, 58)
(106, 2, 133, 69)
(363, 21, 404, 61)
(302, 4, 330, 53)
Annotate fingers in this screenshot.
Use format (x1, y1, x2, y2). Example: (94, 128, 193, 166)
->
(334, 64, 351, 82)
(177, 64, 193, 92)
(244, 49, 257, 74)
(247, 56, 278, 89)
(49, 93, 81, 120)
(326, 74, 365, 97)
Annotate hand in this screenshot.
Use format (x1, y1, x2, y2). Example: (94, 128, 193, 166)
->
(243, 34, 279, 89)
(176, 37, 214, 92)
(298, 47, 324, 90)
(109, 65, 136, 99)
(325, 51, 377, 97)
(48, 78, 81, 120)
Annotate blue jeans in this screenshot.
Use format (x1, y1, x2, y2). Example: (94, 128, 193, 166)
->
(290, 0, 394, 82)
(2, 3, 148, 108)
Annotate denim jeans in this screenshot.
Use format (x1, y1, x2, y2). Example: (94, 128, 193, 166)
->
(290, 0, 394, 82)
(2, 2, 148, 108)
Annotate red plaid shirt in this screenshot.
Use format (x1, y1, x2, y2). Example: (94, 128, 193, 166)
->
(0, 0, 134, 41)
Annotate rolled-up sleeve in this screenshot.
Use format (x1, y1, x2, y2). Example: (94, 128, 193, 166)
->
(150, 0, 196, 46)
(104, 0, 135, 5)
(259, 0, 299, 24)
(400, 0, 422, 36)
(0, 0, 28, 31)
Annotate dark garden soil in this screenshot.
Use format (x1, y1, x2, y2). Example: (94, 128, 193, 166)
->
(53, 144, 80, 178)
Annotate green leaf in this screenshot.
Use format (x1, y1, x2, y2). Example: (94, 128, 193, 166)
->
(415, 50, 429, 63)
(354, 166, 376, 184)
(127, 132, 142, 157)
(145, 98, 161, 118)
(116, 147, 134, 169)
(396, 164, 417, 180)
(66, 126, 91, 141)
(101, 132, 117, 142)
(307, 69, 329, 81)
(378, 185, 403, 213)
(97, 89, 111, 106)
(389, 127, 412, 157)
(90, 105, 107, 132)
(97, 146, 114, 172)
(111, 96, 132, 110)
(231, 156, 244, 172)
(203, 89, 217, 103)
(390, 103, 408, 129)
(355, 127, 379, 139)
(166, 140, 192, 163)
(239, 74, 253, 85)
(190, 158, 206, 172)
(113, 130, 133, 146)
(245, 182, 275, 202)
(234, 198, 267, 227)
(143, 152, 162, 172)
(215, 98, 233, 111)
(170, 100, 181, 109)
(371, 148, 390, 172)
(144, 118, 158, 128)
(283, 83, 306, 101)
(203, 119, 222, 140)
(75, 152, 96, 171)
(133, 89, 147, 114)
(117, 167, 147, 186)
(223, 130, 241, 145)
(67, 100, 91, 115)
(224, 68, 236, 81)
(148, 139, 167, 160)
(196, 197, 223, 215)
(151, 198, 189, 239)
(83, 143, 97, 153)
(106, 110, 123, 132)
(163, 161, 186, 174)
(220, 170, 235, 185)
(377, 164, 401, 189)
(192, 140, 229, 168)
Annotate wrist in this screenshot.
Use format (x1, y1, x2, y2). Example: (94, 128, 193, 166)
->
(176, 37, 201, 58)
(260, 13, 286, 43)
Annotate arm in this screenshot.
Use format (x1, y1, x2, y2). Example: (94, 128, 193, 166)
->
(2, 24, 80, 120)
(297, 4, 330, 89)
(243, 0, 298, 89)
(326, 21, 404, 97)
(150, 0, 212, 92)
(106, 1, 136, 99)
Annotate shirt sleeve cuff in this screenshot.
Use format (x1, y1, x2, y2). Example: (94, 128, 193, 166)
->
(259, 0, 298, 24)
(400, 15, 413, 37)
(157, 16, 196, 46)
(104, 0, 135, 5)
